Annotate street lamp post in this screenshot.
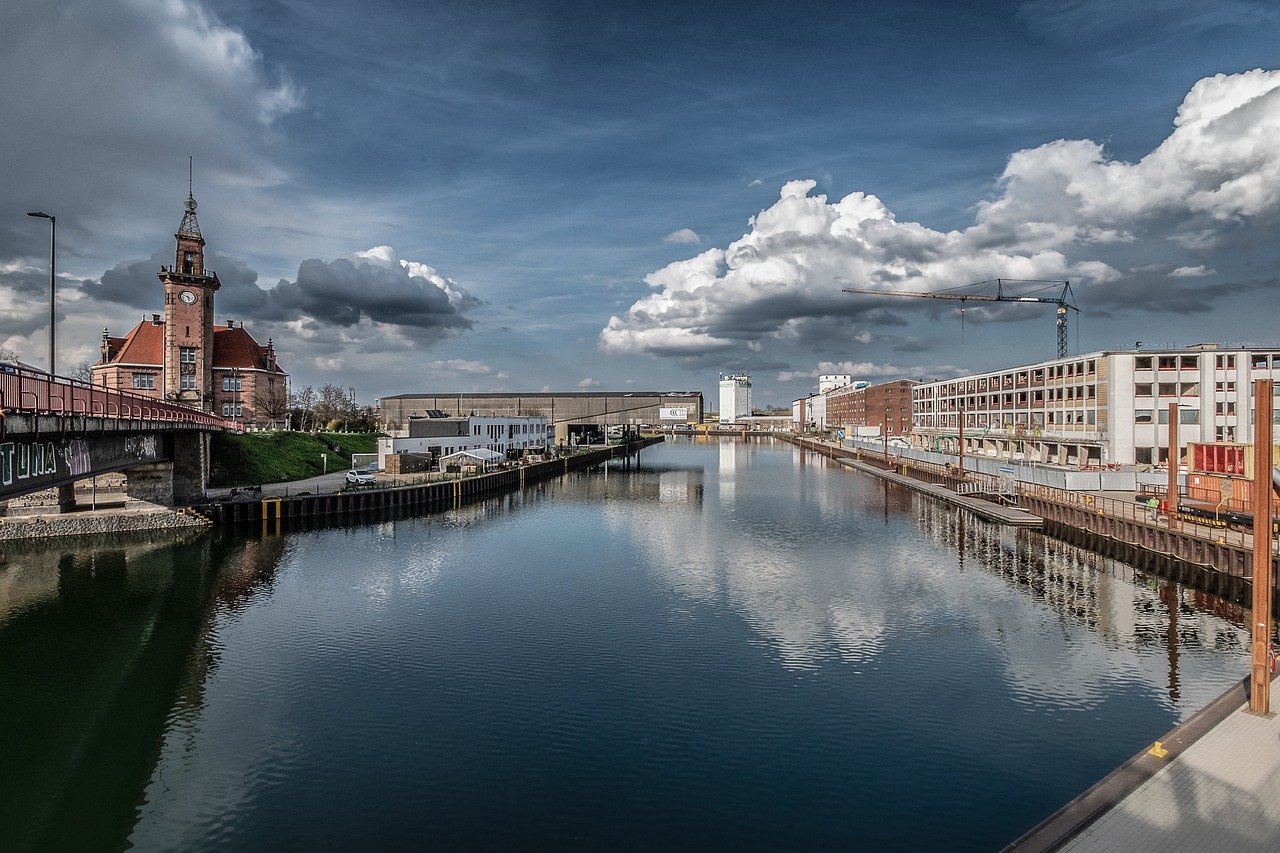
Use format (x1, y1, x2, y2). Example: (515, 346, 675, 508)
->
(26, 211, 55, 375)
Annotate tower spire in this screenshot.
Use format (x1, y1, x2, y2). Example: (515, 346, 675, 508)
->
(178, 156, 202, 238)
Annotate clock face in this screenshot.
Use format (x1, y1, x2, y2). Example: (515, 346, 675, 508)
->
(180, 290, 197, 305)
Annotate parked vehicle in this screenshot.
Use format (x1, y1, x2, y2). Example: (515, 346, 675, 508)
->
(346, 469, 376, 485)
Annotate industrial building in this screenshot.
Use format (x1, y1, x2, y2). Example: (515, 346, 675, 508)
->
(377, 414, 549, 473)
(910, 345, 1280, 468)
(827, 380, 917, 436)
(378, 390, 703, 444)
(718, 373, 752, 424)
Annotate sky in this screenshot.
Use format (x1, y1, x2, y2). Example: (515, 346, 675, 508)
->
(3, 0, 1280, 408)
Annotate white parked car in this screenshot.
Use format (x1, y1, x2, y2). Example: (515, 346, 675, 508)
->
(345, 469, 376, 485)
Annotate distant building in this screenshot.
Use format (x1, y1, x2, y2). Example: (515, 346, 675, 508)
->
(378, 391, 703, 444)
(92, 186, 287, 427)
(377, 414, 549, 471)
(818, 373, 855, 394)
(827, 380, 917, 436)
(718, 373, 752, 424)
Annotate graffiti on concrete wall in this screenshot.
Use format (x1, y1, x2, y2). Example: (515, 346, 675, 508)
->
(62, 439, 91, 477)
(0, 434, 169, 497)
(0, 441, 59, 486)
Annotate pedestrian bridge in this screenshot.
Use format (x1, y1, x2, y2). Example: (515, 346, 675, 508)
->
(0, 364, 237, 509)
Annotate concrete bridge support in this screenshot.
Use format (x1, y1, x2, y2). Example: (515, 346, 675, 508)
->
(120, 433, 209, 507)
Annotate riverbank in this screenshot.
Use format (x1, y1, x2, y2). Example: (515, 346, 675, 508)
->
(0, 504, 208, 542)
(786, 435, 1279, 597)
(196, 437, 661, 527)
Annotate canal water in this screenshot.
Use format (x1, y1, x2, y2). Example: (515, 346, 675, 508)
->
(0, 437, 1253, 850)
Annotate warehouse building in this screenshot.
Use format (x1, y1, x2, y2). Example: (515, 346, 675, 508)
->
(378, 390, 703, 444)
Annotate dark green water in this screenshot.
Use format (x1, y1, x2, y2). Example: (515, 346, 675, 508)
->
(0, 438, 1252, 849)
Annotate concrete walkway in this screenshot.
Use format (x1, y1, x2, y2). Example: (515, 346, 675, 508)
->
(838, 457, 1043, 527)
(205, 470, 352, 499)
(1060, 700, 1280, 852)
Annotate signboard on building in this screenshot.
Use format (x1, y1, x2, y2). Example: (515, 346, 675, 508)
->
(660, 407, 689, 421)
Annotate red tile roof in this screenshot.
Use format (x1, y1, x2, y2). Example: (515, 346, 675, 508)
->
(212, 325, 284, 372)
(98, 320, 284, 374)
(105, 319, 164, 365)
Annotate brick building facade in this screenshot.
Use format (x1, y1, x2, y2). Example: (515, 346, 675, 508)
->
(826, 379, 917, 435)
(93, 189, 287, 427)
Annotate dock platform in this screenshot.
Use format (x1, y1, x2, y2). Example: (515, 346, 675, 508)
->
(1009, 674, 1280, 851)
(838, 458, 1043, 528)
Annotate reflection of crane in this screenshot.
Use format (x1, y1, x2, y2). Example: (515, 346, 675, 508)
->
(843, 278, 1079, 358)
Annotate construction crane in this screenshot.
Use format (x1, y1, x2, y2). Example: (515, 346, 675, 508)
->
(842, 278, 1079, 359)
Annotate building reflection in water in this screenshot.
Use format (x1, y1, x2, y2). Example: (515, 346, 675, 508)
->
(604, 441, 1250, 718)
(913, 498, 1250, 705)
(0, 529, 287, 852)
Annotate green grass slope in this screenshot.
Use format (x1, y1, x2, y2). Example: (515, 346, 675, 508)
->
(209, 432, 380, 487)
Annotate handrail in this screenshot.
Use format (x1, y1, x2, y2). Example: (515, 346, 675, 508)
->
(0, 363, 240, 430)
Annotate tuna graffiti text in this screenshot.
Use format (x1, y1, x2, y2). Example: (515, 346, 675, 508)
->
(0, 441, 59, 486)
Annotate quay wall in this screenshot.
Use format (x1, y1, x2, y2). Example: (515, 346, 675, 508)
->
(197, 438, 661, 527)
(783, 435, 1279, 600)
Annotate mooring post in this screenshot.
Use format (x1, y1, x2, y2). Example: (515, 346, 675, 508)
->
(1167, 401, 1179, 530)
(1250, 378, 1273, 715)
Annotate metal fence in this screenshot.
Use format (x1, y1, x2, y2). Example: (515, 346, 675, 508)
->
(805, 435, 1261, 550)
(0, 363, 239, 430)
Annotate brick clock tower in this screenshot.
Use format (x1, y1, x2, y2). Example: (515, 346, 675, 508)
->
(159, 187, 220, 410)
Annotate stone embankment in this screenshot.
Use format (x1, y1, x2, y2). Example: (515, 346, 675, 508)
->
(0, 506, 208, 542)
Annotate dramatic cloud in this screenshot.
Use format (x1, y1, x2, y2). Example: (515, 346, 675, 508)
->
(663, 228, 702, 245)
(1170, 265, 1214, 277)
(425, 359, 509, 379)
(80, 244, 478, 354)
(263, 247, 478, 334)
(0, 0, 301, 264)
(602, 70, 1280, 359)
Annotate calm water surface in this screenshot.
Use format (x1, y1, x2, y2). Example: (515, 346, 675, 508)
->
(0, 438, 1253, 849)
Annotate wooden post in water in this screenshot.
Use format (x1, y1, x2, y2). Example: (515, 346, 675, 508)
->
(1167, 402, 1179, 529)
(1251, 378, 1273, 715)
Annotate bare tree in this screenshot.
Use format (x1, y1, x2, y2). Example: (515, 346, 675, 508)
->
(290, 385, 317, 431)
(67, 360, 93, 383)
(256, 380, 289, 427)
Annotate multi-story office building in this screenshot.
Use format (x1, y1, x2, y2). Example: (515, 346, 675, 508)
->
(910, 345, 1280, 468)
(718, 373, 752, 424)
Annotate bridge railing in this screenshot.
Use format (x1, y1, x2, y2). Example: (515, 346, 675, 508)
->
(0, 364, 241, 430)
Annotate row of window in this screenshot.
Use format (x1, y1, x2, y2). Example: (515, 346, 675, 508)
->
(133, 372, 248, 392)
(1133, 353, 1280, 371)
(221, 403, 243, 418)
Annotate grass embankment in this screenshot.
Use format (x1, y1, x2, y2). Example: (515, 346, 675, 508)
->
(209, 432, 379, 487)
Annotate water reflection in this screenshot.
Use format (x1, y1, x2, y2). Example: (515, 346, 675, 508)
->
(0, 530, 287, 852)
(0, 438, 1261, 851)
(600, 440, 1249, 716)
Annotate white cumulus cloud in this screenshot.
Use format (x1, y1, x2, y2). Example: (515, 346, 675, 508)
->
(601, 69, 1280, 359)
(663, 228, 702, 245)
(1169, 265, 1215, 277)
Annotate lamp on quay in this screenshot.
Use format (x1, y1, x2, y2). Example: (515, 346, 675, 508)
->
(26, 211, 56, 375)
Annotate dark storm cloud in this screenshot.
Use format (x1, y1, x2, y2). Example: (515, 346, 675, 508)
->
(1086, 269, 1266, 316)
(81, 250, 478, 341)
(263, 257, 477, 331)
